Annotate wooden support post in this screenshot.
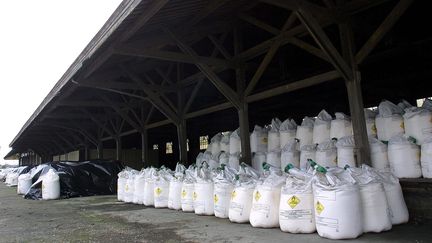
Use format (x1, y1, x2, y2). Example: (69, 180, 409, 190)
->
(141, 129, 149, 164)
(115, 136, 122, 161)
(84, 145, 89, 161)
(238, 102, 252, 164)
(339, 22, 371, 166)
(97, 141, 103, 159)
(177, 119, 188, 164)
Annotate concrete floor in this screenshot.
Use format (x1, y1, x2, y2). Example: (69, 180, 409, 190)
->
(1, 184, 431, 243)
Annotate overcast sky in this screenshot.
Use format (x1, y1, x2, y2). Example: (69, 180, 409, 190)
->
(0, 0, 123, 165)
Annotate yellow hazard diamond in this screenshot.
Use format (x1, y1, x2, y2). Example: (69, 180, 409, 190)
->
(316, 201, 324, 215)
(262, 137, 268, 144)
(181, 189, 187, 198)
(371, 124, 377, 134)
(125, 184, 129, 192)
(155, 187, 162, 196)
(400, 122, 405, 129)
(214, 194, 219, 204)
(288, 195, 301, 209)
(254, 191, 261, 201)
(231, 190, 237, 200)
(193, 191, 197, 201)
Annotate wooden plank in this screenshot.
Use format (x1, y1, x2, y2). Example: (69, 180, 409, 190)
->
(114, 46, 232, 67)
(165, 28, 241, 110)
(122, 65, 181, 124)
(296, 4, 353, 81)
(208, 35, 232, 59)
(355, 0, 414, 64)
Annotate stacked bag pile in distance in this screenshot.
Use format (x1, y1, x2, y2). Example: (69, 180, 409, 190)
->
(0, 161, 123, 200)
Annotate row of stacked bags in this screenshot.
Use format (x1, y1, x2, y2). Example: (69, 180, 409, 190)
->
(198, 99, 432, 179)
(117, 160, 408, 240)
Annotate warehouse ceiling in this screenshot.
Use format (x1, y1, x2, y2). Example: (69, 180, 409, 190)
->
(6, 0, 432, 164)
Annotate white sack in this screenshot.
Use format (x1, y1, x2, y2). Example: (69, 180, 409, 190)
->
(313, 110, 332, 144)
(421, 137, 432, 178)
(252, 152, 266, 173)
(229, 128, 241, 153)
(266, 150, 281, 169)
(330, 112, 353, 140)
(17, 173, 32, 195)
(336, 136, 356, 168)
(315, 140, 337, 168)
(250, 125, 268, 153)
(369, 137, 390, 171)
(375, 100, 405, 141)
(42, 169, 60, 200)
(388, 135, 422, 178)
(268, 118, 282, 151)
(280, 119, 297, 149)
(364, 109, 378, 137)
(403, 107, 432, 145)
(300, 145, 316, 170)
(296, 117, 314, 148)
(281, 140, 300, 170)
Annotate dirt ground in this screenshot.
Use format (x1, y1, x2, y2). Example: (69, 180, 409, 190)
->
(0, 183, 431, 243)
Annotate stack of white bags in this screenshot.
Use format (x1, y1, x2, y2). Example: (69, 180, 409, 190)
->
(117, 160, 409, 240)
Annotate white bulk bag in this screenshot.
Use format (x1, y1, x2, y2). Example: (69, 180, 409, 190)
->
(279, 176, 315, 233)
(375, 170, 409, 225)
(208, 152, 220, 170)
(360, 183, 392, 232)
(181, 166, 196, 212)
(6, 172, 19, 186)
(315, 140, 337, 168)
(229, 129, 242, 153)
(17, 173, 32, 195)
(252, 152, 266, 173)
(296, 117, 314, 148)
(124, 173, 135, 203)
(133, 170, 146, 204)
(168, 163, 186, 210)
(195, 152, 204, 167)
(266, 150, 281, 169)
(364, 109, 378, 138)
(398, 99, 413, 110)
(422, 98, 432, 111)
(369, 137, 390, 170)
(117, 171, 127, 201)
(280, 119, 297, 150)
(336, 136, 356, 168)
(250, 170, 286, 228)
(313, 110, 332, 144)
(300, 145, 316, 170)
(154, 170, 171, 208)
(229, 164, 260, 223)
(346, 167, 392, 233)
(268, 118, 282, 151)
(143, 168, 156, 206)
(218, 152, 229, 166)
(194, 165, 214, 215)
(421, 137, 432, 178)
(388, 135, 422, 178)
(313, 172, 363, 239)
(220, 132, 231, 153)
(213, 166, 236, 218)
(375, 100, 405, 141)
(403, 107, 432, 145)
(281, 141, 300, 170)
(209, 133, 222, 155)
(228, 152, 240, 171)
(42, 169, 60, 200)
(251, 125, 268, 153)
(168, 181, 183, 210)
(330, 112, 353, 140)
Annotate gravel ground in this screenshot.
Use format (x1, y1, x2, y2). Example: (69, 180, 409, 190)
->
(0, 183, 431, 242)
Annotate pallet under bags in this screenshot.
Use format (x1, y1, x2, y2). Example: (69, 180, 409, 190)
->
(249, 165, 286, 228)
(280, 165, 315, 233)
(229, 164, 260, 223)
(213, 165, 236, 218)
